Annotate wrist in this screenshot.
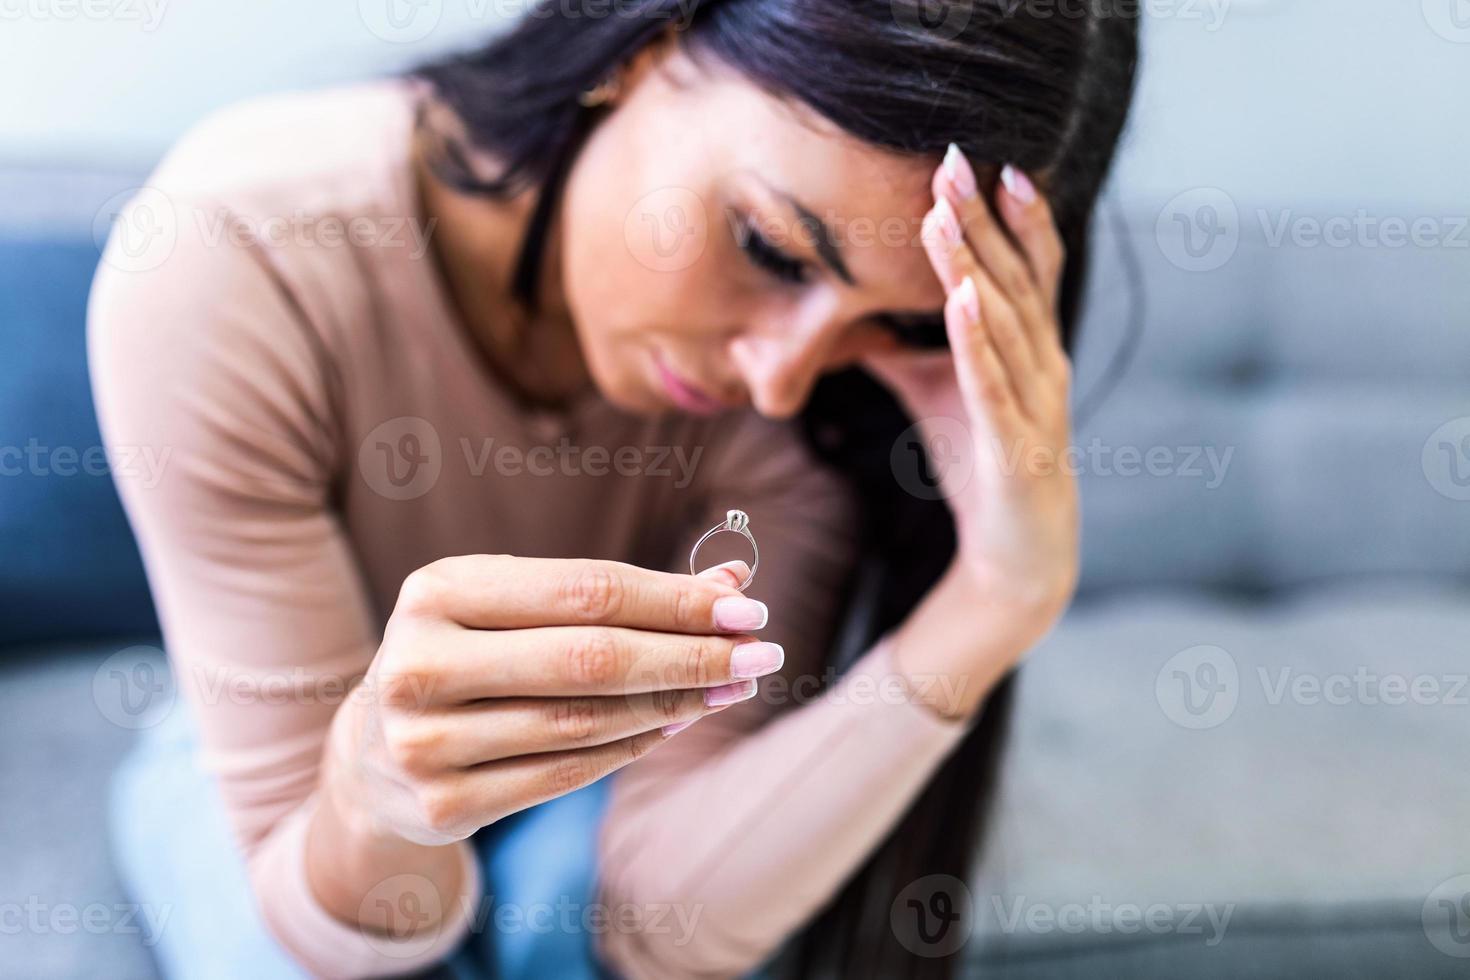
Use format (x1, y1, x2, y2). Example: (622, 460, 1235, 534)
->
(888, 556, 1047, 721)
(307, 704, 468, 932)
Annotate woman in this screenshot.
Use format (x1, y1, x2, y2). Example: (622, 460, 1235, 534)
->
(90, 2, 1139, 978)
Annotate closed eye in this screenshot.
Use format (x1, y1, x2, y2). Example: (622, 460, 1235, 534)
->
(874, 312, 950, 350)
(736, 213, 811, 286)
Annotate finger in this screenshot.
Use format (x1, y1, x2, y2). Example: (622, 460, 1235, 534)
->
(695, 559, 750, 590)
(454, 728, 675, 819)
(996, 164, 1068, 362)
(936, 146, 1050, 351)
(390, 688, 737, 769)
(924, 200, 1043, 417)
(423, 625, 784, 700)
(946, 276, 1024, 437)
(398, 554, 768, 635)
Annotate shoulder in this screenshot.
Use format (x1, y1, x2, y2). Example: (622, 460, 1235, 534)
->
(88, 80, 428, 424)
(146, 79, 422, 216)
(86, 83, 426, 484)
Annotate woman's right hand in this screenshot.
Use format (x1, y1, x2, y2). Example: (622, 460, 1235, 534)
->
(320, 553, 780, 849)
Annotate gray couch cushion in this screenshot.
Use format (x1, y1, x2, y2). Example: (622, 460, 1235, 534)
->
(0, 639, 164, 979)
(964, 583, 1470, 975)
(1070, 218, 1470, 594)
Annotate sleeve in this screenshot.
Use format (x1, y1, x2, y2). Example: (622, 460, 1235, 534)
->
(594, 415, 978, 980)
(87, 185, 481, 978)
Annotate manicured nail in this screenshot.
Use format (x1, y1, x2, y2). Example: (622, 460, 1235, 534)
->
(697, 560, 750, 589)
(704, 679, 758, 707)
(943, 143, 979, 201)
(662, 719, 696, 736)
(713, 596, 768, 631)
(931, 196, 963, 246)
(730, 641, 784, 679)
(958, 276, 980, 323)
(1000, 164, 1036, 205)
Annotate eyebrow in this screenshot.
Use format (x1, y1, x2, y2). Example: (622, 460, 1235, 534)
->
(768, 187, 857, 287)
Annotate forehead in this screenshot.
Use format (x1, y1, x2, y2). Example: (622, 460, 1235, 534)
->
(683, 67, 947, 309)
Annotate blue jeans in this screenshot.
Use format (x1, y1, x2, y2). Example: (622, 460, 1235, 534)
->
(108, 702, 613, 980)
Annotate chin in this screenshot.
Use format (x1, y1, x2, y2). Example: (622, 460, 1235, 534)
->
(594, 367, 664, 416)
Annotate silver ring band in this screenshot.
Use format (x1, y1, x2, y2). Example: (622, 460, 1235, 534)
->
(689, 509, 759, 591)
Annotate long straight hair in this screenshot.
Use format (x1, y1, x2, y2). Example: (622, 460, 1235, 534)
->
(412, 3, 1140, 976)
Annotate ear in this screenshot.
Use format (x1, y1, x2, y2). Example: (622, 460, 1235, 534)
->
(612, 25, 691, 106)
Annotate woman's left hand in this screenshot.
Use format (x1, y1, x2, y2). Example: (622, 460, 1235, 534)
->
(862, 147, 1080, 665)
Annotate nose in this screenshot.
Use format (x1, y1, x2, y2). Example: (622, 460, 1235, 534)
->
(728, 311, 840, 419)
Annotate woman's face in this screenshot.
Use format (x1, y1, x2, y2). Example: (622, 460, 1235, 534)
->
(559, 37, 951, 420)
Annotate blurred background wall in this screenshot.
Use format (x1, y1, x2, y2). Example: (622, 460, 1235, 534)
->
(2, 0, 1467, 206)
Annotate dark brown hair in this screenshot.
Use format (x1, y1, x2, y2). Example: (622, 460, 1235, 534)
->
(412, 3, 1140, 976)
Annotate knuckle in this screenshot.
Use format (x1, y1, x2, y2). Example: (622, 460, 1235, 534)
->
(1053, 354, 1074, 388)
(565, 630, 623, 688)
(679, 638, 715, 688)
(418, 783, 464, 836)
(991, 311, 1024, 346)
(625, 731, 662, 764)
(549, 697, 601, 743)
(1001, 263, 1031, 298)
(670, 582, 704, 632)
(649, 687, 686, 724)
(978, 376, 1011, 405)
(545, 756, 596, 797)
(397, 562, 450, 616)
(1049, 237, 1068, 270)
(384, 719, 440, 774)
(378, 666, 434, 709)
(559, 561, 625, 623)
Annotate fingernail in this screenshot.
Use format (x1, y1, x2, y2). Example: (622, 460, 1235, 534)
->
(705, 679, 758, 707)
(932, 196, 963, 246)
(1000, 164, 1036, 205)
(730, 641, 784, 679)
(697, 560, 750, 589)
(713, 596, 768, 631)
(959, 275, 980, 323)
(943, 143, 979, 201)
(662, 719, 696, 736)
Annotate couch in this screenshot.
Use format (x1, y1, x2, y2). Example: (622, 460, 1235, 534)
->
(3, 114, 1468, 980)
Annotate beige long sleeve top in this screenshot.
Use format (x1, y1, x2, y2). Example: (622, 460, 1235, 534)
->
(87, 80, 974, 979)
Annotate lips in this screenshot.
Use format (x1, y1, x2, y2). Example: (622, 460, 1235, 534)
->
(652, 350, 726, 415)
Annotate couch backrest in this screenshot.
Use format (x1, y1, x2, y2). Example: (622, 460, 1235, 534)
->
(1070, 200, 1470, 595)
(0, 170, 159, 647)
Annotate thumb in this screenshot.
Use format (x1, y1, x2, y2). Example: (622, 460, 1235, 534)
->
(695, 559, 750, 590)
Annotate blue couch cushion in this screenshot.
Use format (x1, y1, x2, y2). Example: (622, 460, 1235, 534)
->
(0, 225, 157, 646)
